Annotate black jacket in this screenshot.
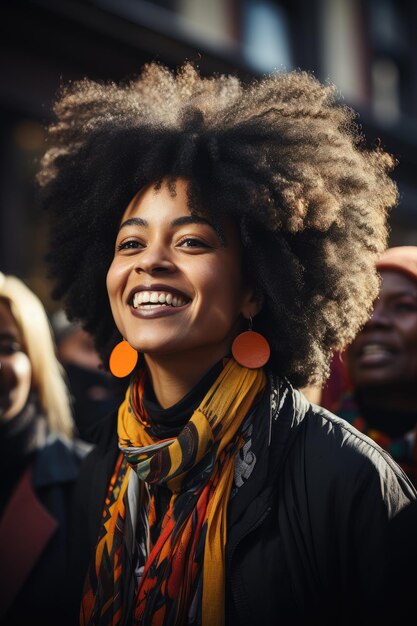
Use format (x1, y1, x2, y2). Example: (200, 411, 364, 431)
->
(68, 378, 415, 625)
(0, 434, 90, 626)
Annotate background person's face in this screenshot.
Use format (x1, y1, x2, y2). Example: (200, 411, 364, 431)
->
(0, 300, 32, 421)
(346, 270, 417, 391)
(106, 179, 256, 365)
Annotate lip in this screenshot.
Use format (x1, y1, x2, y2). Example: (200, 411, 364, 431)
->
(127, 283, 191, 306)
(351, 338, 398, 367)
(130, 301, 190, 319)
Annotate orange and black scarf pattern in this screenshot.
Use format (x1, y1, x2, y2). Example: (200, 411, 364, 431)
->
(81, 359, 266, 626)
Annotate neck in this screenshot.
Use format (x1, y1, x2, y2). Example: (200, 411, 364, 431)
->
(144, 348, 228, 409)
(0, 399, 40, 471)
(355, 386, 417, 414)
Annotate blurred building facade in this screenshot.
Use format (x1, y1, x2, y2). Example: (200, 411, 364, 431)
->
(1, 0, 417, 303)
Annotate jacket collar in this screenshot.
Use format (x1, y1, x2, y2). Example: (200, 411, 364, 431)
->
(228, 376, 309, 533)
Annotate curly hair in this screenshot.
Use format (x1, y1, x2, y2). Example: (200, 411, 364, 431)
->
(38, 63, 397, 387)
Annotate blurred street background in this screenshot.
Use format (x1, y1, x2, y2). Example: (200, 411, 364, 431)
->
(1, 0, 417, 307)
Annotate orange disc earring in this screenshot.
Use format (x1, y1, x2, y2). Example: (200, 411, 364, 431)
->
(232, 317, 270, 369)
(109, 339, 138, 378)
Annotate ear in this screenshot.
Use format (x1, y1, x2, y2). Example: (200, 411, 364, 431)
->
(240, 286, 264, 320)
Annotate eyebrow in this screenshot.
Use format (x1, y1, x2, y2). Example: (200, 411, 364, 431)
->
(119, 215, 216, 232)
(118, 217, 147, 230)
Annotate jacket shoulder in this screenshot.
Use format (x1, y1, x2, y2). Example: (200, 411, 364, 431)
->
(301, 400, 416, 501)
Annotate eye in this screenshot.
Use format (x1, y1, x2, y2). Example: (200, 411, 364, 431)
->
(178, 237, 212, 249)
(394, 301, 417, 312)
(0, 340, 22, 356)
(116, 239, 144, 252)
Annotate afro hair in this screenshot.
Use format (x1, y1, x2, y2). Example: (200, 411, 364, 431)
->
(38, 63, 397, 387)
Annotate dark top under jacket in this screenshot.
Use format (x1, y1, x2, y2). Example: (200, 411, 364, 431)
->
(68, 375, 416, 626)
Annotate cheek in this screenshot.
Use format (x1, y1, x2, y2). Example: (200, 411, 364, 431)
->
(398, 315, 417, 341)
(402, 321, 417, 358)
(106, 260, 117, 301)
(195, 263, 246, 335)
(106, 260, 133, 339)
(221, 268, 246, 312)
(198, 262, 243, 311)
(3, 353, 32, 399)
(13, 353, 32, 389)
(106, 261, 126, 313)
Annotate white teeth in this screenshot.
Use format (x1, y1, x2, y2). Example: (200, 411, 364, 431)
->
(132, 291, 187, 309)
(362, 344, 389, 356)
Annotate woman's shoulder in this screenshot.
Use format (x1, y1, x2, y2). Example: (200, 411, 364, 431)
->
(306, 400, 396, 457)
(301, 398, 416, 497)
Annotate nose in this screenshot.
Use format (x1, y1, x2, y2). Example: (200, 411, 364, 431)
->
(364, 300, 391, 329)
(134, 242, 176, 276)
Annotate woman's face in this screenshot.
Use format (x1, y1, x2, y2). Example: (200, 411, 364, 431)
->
(0, 299, 32, 421)
(106, 179, 258, 364)
(346, 270, 417, 390)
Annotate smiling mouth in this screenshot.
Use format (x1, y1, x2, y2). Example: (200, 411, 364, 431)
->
(132, 290, 190, 309)
(359, 344, 393, 358)
(355, 343, 395, 365)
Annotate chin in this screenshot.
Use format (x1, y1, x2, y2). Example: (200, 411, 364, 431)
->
(354, 375, 400, 391)
(139, 341, 186, 357)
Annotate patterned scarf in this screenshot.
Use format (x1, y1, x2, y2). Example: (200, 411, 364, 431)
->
(81, 359, 266, 626)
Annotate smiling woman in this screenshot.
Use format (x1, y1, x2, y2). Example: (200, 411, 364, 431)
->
(337, 246, 417, 484)
(0, 273, 88, 626)
(347, 270, 417, 395)
(37, 64, 415, 626)
(106, 178, 258, 406)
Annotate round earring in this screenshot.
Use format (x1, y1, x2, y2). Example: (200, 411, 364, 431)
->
(109, 339, 138, 378)
(232, 317, 270, 369)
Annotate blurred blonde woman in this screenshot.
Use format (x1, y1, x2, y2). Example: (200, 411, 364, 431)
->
(0, 273, 89, 626)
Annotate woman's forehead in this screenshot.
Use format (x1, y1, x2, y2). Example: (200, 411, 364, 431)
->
(379, 269, 417, 296)
(122, 178, 190, 221)
(120, 178, 239, 248)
